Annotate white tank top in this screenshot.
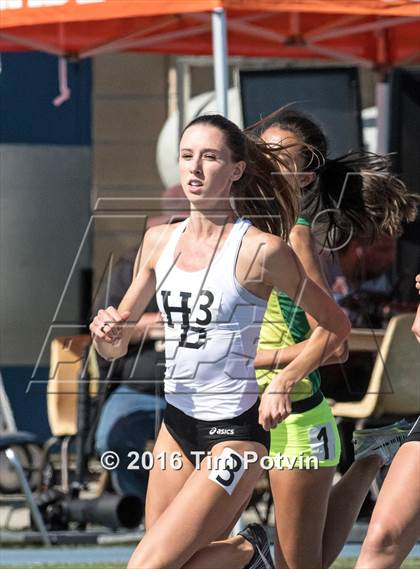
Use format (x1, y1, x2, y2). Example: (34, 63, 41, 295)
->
(155, 217, 267, 420)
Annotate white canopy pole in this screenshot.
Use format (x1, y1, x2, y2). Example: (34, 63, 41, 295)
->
(212, 7, 228, 117)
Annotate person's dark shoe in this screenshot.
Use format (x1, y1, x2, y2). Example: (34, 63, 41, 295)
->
(239, 523, 274, 569)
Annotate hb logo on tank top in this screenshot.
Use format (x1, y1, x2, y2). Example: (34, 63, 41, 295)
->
(160, 289, 222, 349)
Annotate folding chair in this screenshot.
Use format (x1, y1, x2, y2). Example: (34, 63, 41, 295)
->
(0, 374, 51, 545)
(330, 313, 420, 426)
(330, 314, 420, 497)
(45, 335, 99, 492)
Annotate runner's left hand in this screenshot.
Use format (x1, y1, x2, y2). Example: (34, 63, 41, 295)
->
(259, 379, 293, 430)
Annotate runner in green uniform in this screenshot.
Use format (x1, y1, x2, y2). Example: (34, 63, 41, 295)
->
(253, 109, 418, 569)
(256, 218, 341, 470)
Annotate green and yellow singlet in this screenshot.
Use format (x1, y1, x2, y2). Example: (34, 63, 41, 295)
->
(256, 217, 321, 402)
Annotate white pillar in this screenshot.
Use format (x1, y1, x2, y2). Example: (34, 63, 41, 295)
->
(376, 80, 390, 155)
(212, 7, 229, 117)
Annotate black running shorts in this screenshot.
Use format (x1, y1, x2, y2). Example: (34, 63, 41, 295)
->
(163, 400, 270, 465)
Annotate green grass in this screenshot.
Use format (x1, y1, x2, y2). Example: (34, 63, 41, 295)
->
(9, 566, 115, 569)
(332, 558, 420, 568)
(0, 566, 123, 569)
(4, 560, 420, 569)
(0, 566, 124, 569)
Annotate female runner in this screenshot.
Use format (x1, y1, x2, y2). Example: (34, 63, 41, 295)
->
(90, 113, 351, 569)
(356, 275, 420, 569)
(253, 109, 418, 569)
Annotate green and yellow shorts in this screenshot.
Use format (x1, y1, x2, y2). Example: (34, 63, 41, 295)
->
(270, 393, 341, 469)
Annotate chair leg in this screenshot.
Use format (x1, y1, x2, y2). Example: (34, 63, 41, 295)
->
(61, 435, 73, 492)
(37, 436, 60, 492)
(370, 477, 381, 500)
(370, 467, 386, 501)
(355, 418, 368, 430)
(5, 448, 51, 546)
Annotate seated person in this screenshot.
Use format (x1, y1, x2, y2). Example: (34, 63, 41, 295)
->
(94, 185, 189, 499)
(93, 247, 165, 500)
(320, 236, 396, 405)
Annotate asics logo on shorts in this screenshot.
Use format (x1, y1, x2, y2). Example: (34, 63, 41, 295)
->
(209, 427, 235, 435)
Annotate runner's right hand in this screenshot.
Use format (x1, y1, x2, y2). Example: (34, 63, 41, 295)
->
(90, 307, 131, 344)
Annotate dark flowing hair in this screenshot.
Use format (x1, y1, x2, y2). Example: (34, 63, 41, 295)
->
(250, 108, 419, 248)
(182, 114, 300, 240)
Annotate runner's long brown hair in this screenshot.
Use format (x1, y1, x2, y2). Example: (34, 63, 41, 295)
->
(250, 108, 419, 248)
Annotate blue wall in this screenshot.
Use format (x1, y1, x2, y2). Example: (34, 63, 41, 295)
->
(1, 367, 51, 440)
(0, 52, 91, 145)
(1, 52, 92, 438)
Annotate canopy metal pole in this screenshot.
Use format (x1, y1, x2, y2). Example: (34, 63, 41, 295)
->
(176, 59, 191, 142)
(376, 79, 390, 154)
(212, 7, 228, 117)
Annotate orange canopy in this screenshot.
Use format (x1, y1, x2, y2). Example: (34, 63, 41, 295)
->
(0, 1, 419, 66)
